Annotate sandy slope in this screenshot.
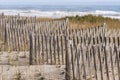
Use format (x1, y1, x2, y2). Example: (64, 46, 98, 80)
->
(0, 52, 65, 80)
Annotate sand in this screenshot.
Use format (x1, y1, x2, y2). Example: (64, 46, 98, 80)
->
(0, 51, 65, 80)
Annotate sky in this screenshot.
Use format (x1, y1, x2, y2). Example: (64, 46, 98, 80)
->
(0, 0, 120, 5)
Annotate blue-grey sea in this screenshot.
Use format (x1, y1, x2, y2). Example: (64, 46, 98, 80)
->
(0, 5, 120, 19)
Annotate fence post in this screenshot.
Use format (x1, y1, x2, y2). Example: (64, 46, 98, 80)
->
(65, 18, 71, 80)
(29, 32, 33, 65)
(109, 45, 115, 80)
(103, 46, 109, 80)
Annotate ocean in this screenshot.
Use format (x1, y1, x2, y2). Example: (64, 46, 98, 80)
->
(0, 5, 120, 19)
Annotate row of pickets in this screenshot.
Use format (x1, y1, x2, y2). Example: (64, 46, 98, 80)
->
(66, 44, 120, 80)
(29, 23, 106, 65)
(0, 14, 111, 51)
(29, 23, 120, 80)
(0, 14, 120, 80)
(0, 14, 68, 51)
(1, 16, 119, 52)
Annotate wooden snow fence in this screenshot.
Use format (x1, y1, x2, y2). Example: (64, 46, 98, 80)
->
(65, 39, 120, 80)
(0, 14, 120, 80)
(29, 23, 120, 80)
(0, 14, 68, 51)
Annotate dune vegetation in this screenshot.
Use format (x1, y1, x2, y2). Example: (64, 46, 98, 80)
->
(63, 15, 120, 29)
(38, 15, 120, 29)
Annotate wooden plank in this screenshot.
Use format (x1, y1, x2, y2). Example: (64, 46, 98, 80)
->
(70, 42, 75, 80)
(56, 35, 60, 64)
(86, 46, 92, 80)
(81, 46, 87, 80)
(97, 46, 103, 80)
(109, 46, 115, 80)
(76, 45, 81, 80)
(37, 34, 40, 65)
(92, 46, 98, 80)
(49, 35, 52, 64)
(29, 33, 33, 65)
(65, 35, 71, 80)
(41, 34, 44, 64)
(45, 34, 48, 64)
(60, 35, 64, 64)
(53, 35, 56, 64)
(103, 46, 110, 80)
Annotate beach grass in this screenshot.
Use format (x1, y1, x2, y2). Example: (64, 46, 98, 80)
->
(37, 15, 120, 29)
(63, 15, 120, 29)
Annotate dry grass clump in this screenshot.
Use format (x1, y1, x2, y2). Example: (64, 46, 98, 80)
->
(37, 17, 54, 22)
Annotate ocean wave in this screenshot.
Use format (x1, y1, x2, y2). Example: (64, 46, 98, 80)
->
(0, 9, 120, 19)
(95, 10, 119, 14)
